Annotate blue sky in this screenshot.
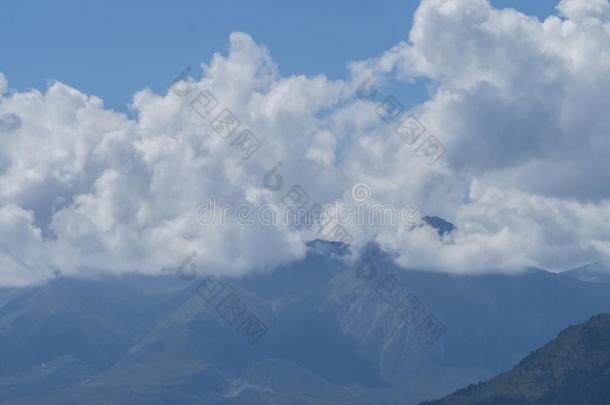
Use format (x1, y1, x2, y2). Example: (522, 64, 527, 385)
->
(1, 0, 559, 112)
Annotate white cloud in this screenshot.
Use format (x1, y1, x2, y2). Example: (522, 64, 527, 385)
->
(0, 73, 6, 95)
(357, 0, 610, 271)
(557, 0, 610, 21)
(1, 1, 610, 286)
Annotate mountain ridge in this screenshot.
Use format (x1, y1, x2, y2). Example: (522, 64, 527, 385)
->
(0, 241, 610, 403)
(422, 313, 610, 404)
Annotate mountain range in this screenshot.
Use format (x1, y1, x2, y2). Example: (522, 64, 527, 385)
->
(0, 239, 610, 404)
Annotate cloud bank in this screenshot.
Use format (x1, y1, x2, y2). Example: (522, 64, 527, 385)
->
(1, 0, 609, 286)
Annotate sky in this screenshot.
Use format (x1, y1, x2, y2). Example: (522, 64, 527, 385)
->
(1, 0, 610, 287)
(1, 0, 559, 112)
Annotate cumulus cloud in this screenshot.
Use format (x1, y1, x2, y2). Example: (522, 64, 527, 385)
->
(360, 0, 610, 271)
(1, 1, 610, 286)
(557, 0, 610, 21)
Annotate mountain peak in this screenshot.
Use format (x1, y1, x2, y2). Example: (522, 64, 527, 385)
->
(423, 216, 456, 237)
(305, 239, 350, 256)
